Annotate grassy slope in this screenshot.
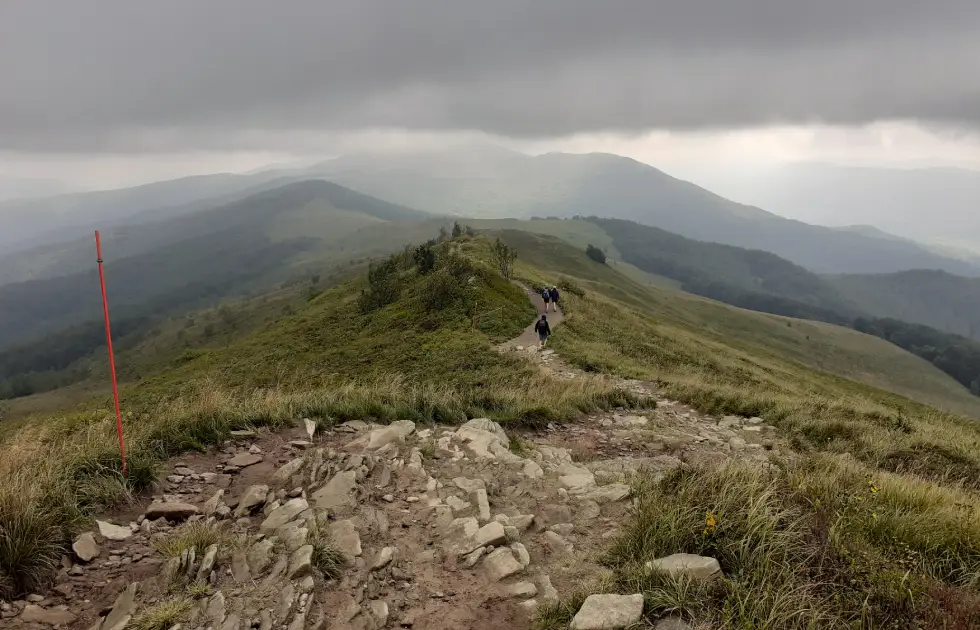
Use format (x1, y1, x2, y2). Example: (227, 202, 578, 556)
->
(828, 269, 980, 340)
(493, 229, 980, 418)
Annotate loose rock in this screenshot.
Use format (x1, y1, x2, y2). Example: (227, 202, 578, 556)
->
(72, 532, 100, 562)
(647, 553, 723, 581)
(570, 594, 644, 630)
(97, 520, 133, 541)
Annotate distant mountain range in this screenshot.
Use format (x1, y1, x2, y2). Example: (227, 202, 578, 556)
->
(306, 148, 980, 277)
(687, 162, 980, 253)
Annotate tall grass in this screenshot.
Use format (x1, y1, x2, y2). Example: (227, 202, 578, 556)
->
(598, 461, 980, 628)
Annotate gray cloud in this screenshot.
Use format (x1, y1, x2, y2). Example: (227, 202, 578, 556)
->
(2, 0, 979, 151)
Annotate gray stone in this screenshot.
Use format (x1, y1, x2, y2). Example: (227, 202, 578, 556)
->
(347, 420, 416, 451)
(206, 591, 227, 626)
(729, 437, 747, 452)
(473, 489, 491, 523)
(259, 498, 309, 534)
(260, 554, 289, 588)
(558, 473, 597, 493)
(96, 520, 132, 541)
(544, 531, 573, 554)
(247, 538, 276, 575)
(647, 553, 723, 581)
(304, 418, 317, 439)
(281, 525, 310, 552)
(272, 458, 305, 484)
(460, 522, 507, 554)
(655, 617, 694, 630)
(539, 575, 559, 602)
(231, 551, 251, 583)
(579, 483, 631, 504)
(235, 485, 269, 516)
(483, 548, 523, 582)
(249, 444, 263, 454)
(144, 502, 199, 521)
(522, 460, 544, 479)
(462, 546, 486, 568)
(445, 495, 471, 513)
(329, 519, 362, 560)
(449, 516, 480, 539)
(72, 532, 100, 562)
(197, 544, 219, 582)
(228, 453, 263, 467)
(371, 546, 397, 570)
(569, 594, 644, 630)
(504, 526, 520, 543)
(175, 466, 195, 476)
(199, 491, 223, 517)
(504, 581, 538, 599)
(19, 605, 77, 626)
(103, 583, 139, 630)
(311, 471, 358, 511)
(512, 542, 531, 568)
(166, 475, 185, 484)
(453, 477, 485, 493)
(578, 500, 601, 520)
(368, 600, 389, 627)
(289, 545, 314, 579)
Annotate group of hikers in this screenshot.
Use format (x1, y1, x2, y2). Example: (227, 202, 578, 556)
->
(533, 285, 560, 347)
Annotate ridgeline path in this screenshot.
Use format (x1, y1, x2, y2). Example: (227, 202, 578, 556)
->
(504, 284, 565, 349)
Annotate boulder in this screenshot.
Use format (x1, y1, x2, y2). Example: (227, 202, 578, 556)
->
(647, 553, 723, 581)
(453, 419, 510, 459)
(72, 532, 100, 562)
(247, 538, 276, 575)
(569, 594, 644, 630)
(559, 473, 597, 493)
(304, 418, 317, 439)
(452, 477, 485, 493)
(203, 489, 226, 516)
(96, 520, 133, 541)
(504, 581, 538, 599)
(729, 437, 747, 452)
(197, 544, 219, 582)
(312, 471, 358, 511)
(144, 502, 199, 521)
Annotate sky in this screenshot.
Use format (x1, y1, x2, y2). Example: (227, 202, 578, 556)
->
(1, 0, 980, 190)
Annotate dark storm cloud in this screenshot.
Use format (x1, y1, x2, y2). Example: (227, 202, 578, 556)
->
(1, 0, 978, 151)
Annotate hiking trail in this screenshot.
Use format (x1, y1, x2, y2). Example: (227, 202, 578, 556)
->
(7, 288, 787, 630)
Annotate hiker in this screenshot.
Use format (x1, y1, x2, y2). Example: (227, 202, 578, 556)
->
(534, 313, 551, 347)
(549, 285, 560, 313)
(541, 286, 552, 312)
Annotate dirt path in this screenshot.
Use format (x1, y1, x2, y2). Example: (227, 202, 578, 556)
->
(12, 290, 792, 630)
(503, 284, 564, 350)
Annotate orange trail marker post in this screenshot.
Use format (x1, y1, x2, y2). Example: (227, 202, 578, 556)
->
(95, 230, 127, 478)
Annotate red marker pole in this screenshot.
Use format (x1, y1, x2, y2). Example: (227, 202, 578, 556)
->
(95, 231, 127, 478)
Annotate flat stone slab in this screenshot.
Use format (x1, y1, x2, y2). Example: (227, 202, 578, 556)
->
(228, 453, 264, 467)
(570, 594, 645, 630)
(647, 553, 723, 581)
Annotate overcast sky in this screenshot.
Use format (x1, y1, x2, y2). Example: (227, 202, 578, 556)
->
(2, 0, 979, 188)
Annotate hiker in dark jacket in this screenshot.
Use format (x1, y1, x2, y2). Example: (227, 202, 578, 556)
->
(534, 314, 551, 347)
(541, 286, 552, 312)
(549, 286, 560, 312)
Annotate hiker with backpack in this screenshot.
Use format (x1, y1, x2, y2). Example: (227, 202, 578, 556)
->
(549, 285, 560, 313)
(534, 313, 551, 347)
(541, 286, 552, 312)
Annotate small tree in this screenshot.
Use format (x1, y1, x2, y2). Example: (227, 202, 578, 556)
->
(585, 244, 607, 264)
(491, 238, 518, 279)
(413, 243, 436, 275)
(438, 225, 449, 242)
(452, 221, 464, 238)
(358, 257, 401, 312)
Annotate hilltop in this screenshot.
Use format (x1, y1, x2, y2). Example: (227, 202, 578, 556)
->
(2, 233, 980, 629)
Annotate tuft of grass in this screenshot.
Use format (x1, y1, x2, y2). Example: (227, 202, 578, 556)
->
(0, 492, 71, 599)
(127, 597, 193, 630)
(534, 592, 588, 630)
(153, 521, 230, 558)
(603, 460, 980, 629)
(418, 439, 436, 460)
(309, 528, 348, 580)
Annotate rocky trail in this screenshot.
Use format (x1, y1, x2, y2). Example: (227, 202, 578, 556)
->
(3, 293, 786, 630)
